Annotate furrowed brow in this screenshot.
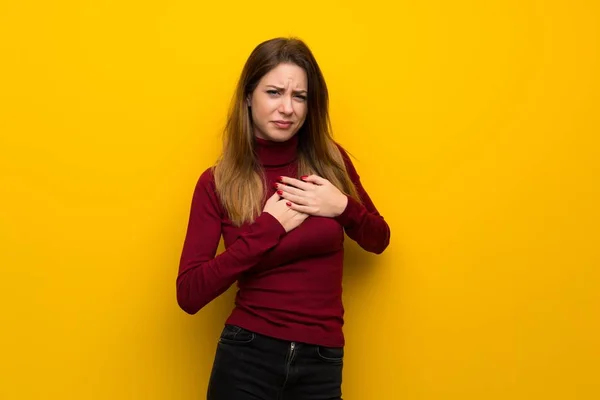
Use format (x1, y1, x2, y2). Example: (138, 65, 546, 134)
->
(266, 85, 307, 94)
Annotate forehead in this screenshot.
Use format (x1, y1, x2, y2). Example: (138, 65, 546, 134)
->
(260, 63, 307, 88)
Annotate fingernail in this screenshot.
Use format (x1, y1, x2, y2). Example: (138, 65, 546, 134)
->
(278, 176, 284, 181)
(277, 190, 283, 195)
(273, 183, 278, 189)
(300, 175, 308, 180)
(286, 202, 291, 206)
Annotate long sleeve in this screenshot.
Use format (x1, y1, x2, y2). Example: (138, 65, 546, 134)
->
(176, 168, 286, 315)
(334, 146, 391, 254)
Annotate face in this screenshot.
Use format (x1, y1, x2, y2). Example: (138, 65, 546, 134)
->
(247, 63, 308, 142)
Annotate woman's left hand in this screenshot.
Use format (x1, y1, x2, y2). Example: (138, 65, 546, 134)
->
(276, 175, 348, 218)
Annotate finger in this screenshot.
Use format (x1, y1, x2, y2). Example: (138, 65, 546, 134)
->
(279, 191, 309, 206)
(286, 201, 316, 214)
(302, 174, 329, 186)
(276, 182, 304, 196)
(266, 191, 280, 205)
(279, 176, 313, 191)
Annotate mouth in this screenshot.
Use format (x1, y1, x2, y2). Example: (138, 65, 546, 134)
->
(272, 120, 294, 129)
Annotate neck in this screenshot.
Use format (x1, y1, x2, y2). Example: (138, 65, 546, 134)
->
(254, 135, 299, 167)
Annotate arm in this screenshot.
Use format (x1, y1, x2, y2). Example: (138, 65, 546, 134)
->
(176, 168, 285, 315)
(334, 146, 391, 254)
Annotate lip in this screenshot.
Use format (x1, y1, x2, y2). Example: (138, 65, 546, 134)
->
(272, 120, 293, 128)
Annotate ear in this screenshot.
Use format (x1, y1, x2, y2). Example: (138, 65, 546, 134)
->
(246, 94, 252, 107)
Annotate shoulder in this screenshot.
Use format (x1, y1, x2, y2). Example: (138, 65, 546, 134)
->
(333, 141, 359, 176)
(334, 141, 350, 160)
(334, 142, 352, 167)
(189, 166, 223, 215)
(193, 166, 218, 197)
(198, 166, 216, 184)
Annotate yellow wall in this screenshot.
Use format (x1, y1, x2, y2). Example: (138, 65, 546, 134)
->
(1, 0, 598, 398)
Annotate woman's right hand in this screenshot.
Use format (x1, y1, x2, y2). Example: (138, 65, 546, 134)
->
(263, 191, 308, 233)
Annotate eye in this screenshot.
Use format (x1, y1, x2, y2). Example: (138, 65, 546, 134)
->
(266, 90, 279, 96)
(294, 94, 307, 101)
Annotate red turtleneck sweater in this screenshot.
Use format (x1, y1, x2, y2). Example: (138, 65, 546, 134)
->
(176, 135, 390, 347)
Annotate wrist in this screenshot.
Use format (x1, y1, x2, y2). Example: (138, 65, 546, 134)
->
(335, 194, 349, 217)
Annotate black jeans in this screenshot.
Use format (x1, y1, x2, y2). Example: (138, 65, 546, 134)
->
(207, 325, 343, 400)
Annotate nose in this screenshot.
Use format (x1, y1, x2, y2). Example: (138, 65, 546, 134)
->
(279, 94, 294, 115)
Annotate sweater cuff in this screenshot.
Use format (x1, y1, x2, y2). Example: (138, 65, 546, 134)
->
(253, 211, 287, 238)
(334, 196, 362, 227)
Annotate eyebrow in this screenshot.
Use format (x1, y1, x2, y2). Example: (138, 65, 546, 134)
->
(266, 85, 307, 94)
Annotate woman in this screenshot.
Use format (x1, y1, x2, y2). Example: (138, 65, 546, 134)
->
(176, 37, 390, 399)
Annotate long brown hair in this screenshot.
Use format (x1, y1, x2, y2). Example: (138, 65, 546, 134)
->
(213, 37, 361, 226)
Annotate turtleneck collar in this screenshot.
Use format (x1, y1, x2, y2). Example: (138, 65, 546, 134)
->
(254, 134, 299, 168)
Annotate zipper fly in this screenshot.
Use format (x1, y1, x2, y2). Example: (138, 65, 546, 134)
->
(280, 341, 297, 398)
(286, 342, 296, 370)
